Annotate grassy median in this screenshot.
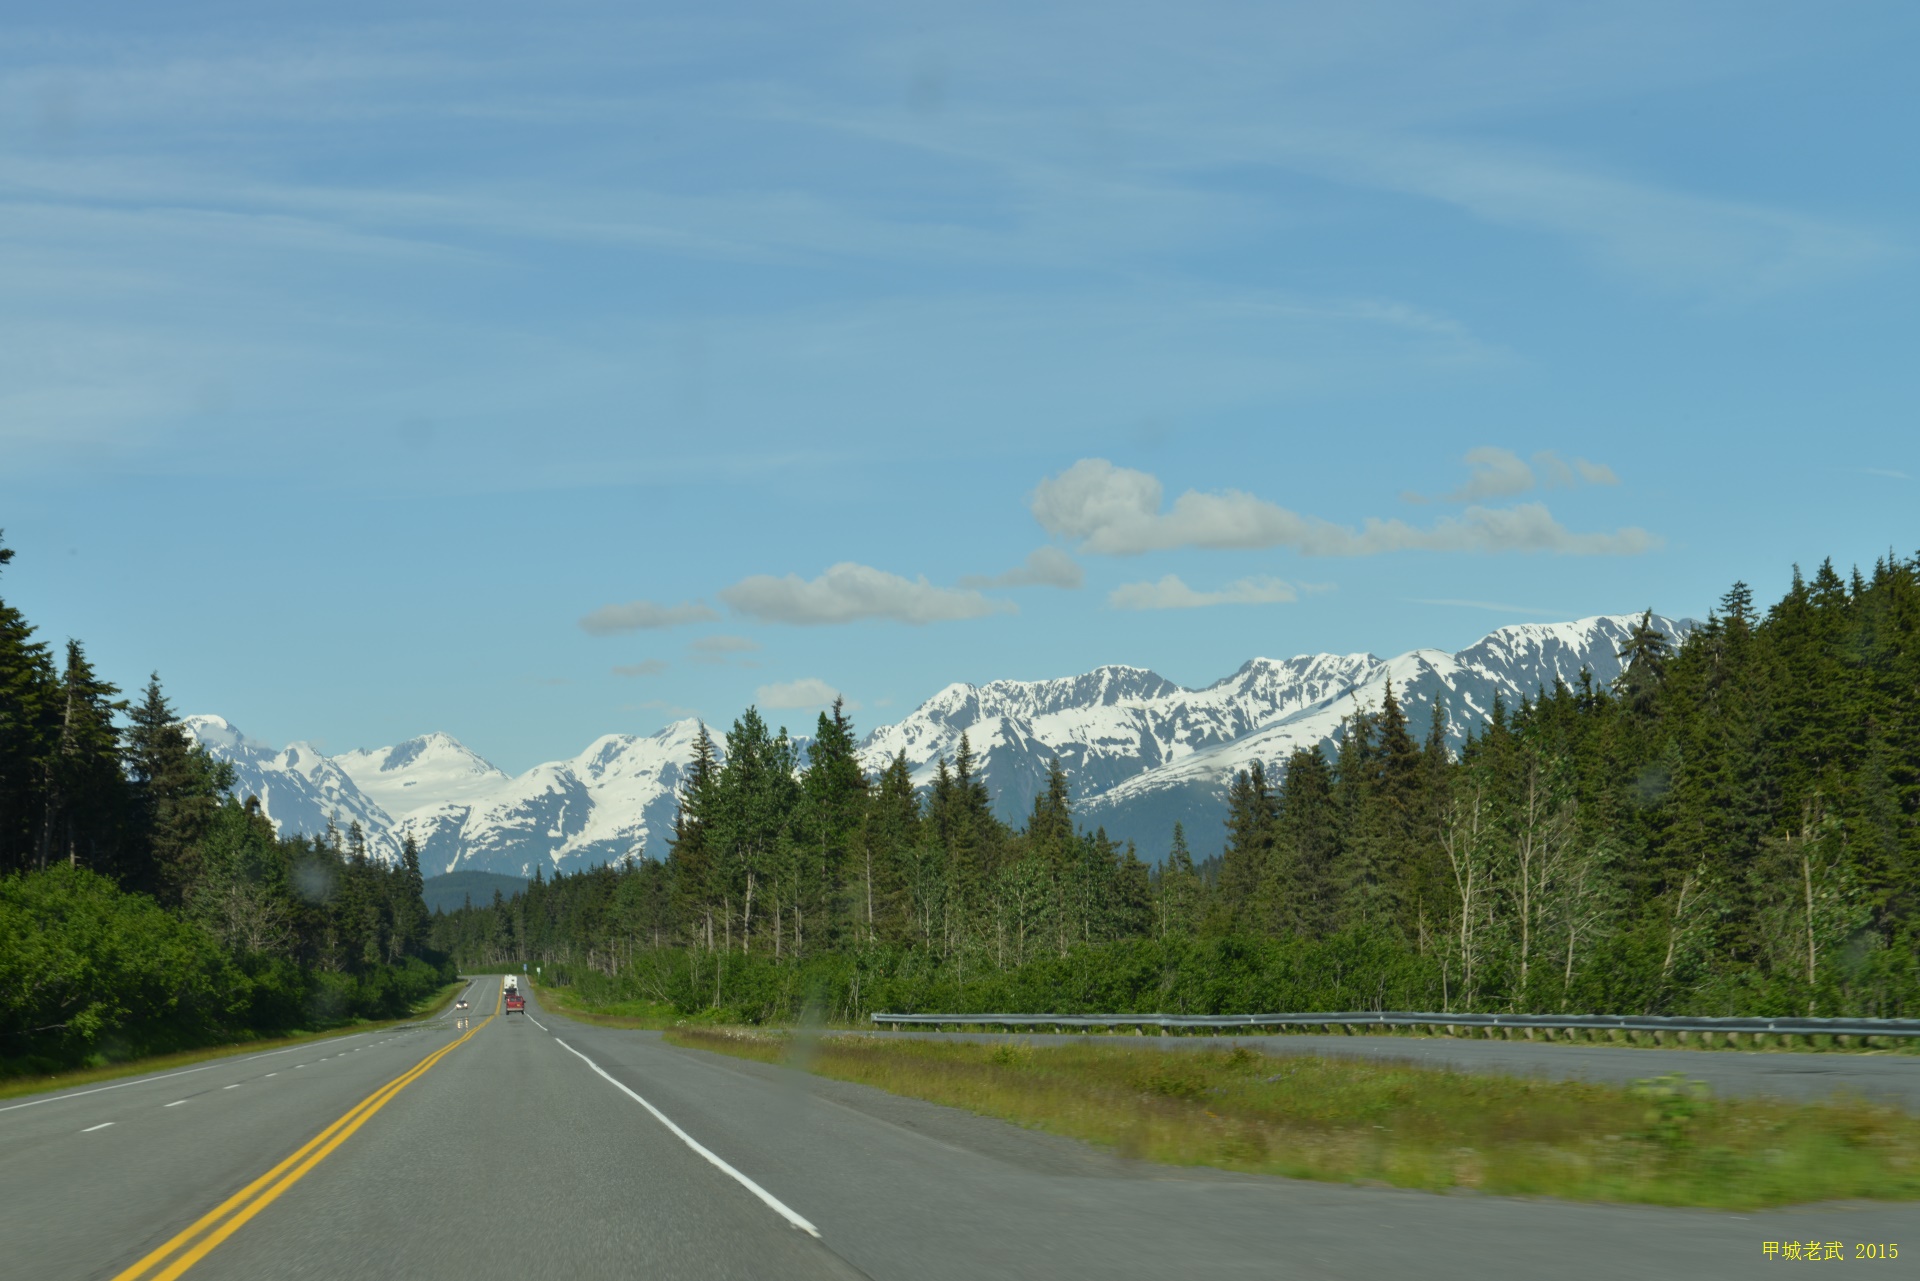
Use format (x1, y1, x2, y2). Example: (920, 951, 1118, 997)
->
(664, 1028, 1920, 1209)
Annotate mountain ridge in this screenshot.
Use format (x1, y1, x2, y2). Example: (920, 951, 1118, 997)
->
(185, 613, 1689, 874)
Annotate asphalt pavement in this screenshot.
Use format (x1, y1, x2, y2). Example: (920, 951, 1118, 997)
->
(4, 978, 1913, 1281)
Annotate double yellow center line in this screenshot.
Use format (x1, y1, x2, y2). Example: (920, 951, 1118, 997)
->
(113, 986, 499, 1281)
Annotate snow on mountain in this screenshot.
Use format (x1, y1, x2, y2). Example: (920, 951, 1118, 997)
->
(334, 733, 509, 816)
(858, 614, 1690, 859)
(182, 715, 403, 863)
(384, 721, 713, 877)
(182, 716, 712, 877)
(184, 614, 1688, 874)
(854, 655, 1377, 825)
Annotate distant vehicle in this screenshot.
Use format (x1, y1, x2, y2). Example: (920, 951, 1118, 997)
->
(455, 998, 469, 1011)
(505, 990, 525, 1015)
(503, 975, 519, 993)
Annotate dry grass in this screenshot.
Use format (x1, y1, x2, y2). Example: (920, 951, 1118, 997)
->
(664, 1028, 1920, 1209)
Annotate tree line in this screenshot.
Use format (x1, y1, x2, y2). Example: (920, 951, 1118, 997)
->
(0, 536, 450, 1073)
(435, 553, 1918, 1022)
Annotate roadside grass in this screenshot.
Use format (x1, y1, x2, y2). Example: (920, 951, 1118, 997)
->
(0, 979, 468, 1103)
(664, 1027, 1920, 1209)
(529, 976, 681, 1030)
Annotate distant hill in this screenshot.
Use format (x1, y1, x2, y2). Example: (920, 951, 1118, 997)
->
(422, 870, 528, 915)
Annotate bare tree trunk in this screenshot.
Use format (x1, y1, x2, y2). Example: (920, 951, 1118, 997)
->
(1661, 869, 1698, 982)
(1802, 846, 1817, 1011)
(742, 872, 756, 955)
(1517, 766, 1537, 1001)
(864, 844, 875, 942)
(1442, 786, 1484, 1008)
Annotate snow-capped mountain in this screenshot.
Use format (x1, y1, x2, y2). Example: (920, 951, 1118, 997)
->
(181, 716, 407, 863)
(187, 717, 710, 877)
(185, 614, 1687, 874)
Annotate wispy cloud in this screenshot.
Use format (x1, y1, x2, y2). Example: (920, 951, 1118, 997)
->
(958, 546, 1083, 590)
(1034, 458, 1660, 557)
(1108, 575, 1301, 611)
(756, 677, 851, 710)
(720, 562, 1014, 626)
(687, 634, 762, 666)
(611, 659, 668, 677)
(1856, 467, 1910, 480)
(1409, 447, 1622, 503)
(1288, 130, 1894, 295)
(578, 599, 719, 635)
(1441, 446, 1535, 502)
(1573, 457, 1620, 485)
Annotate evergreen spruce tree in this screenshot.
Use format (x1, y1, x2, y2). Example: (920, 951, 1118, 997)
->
(863, 751, 919, 941)
(0, 534, 58, 875)
(39, 639, 128, 872)
(1270, 746, 1336, 939)
(667, 723, 721, 948)
(1214, 761, 1274, 932)
(1156, 821, 1202, 938)
(800, 698, 868, 950)
(1614, 609, 1673, 719)
(123, 673, 233, 905)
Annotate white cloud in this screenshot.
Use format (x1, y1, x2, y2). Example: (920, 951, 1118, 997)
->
(720, 562, 1015, 625)
(1036, 458, 1657, 556)
(1531, 451, 1575, 488)
(756, 677, 846, 710)
(1108, 575, 1301, 611)
(958, 546, 1084, 589)
(579, 599, 719, 635)
(1574, 457, 1620, 485)
(611, 660, 669, 677)
(1444, 447, 1535, 501)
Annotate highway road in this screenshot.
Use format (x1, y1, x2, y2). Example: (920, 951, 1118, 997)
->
(3, 977, 1910, 1280)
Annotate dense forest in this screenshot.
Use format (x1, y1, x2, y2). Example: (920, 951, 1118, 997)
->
(433, 556, 1918, 1023)
(0, 537, 450, 1074)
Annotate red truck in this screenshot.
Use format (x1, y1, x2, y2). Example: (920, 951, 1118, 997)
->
(505, 990, 525, 1015)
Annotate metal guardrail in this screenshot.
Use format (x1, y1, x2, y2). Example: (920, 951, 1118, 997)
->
(869, 1010, 1920, 1040)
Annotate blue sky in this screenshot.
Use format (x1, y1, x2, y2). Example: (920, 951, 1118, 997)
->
(3, 1, 1915, 772)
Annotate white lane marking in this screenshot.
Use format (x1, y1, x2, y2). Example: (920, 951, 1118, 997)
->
(0, 1032, 385, 1116)
(265, 1073, 277, 1078)
(0, 1064, 219, 1114)
(82, 1122, 115, 1133)
(550, 1036, 819, 1238)
(223, 1084, 241, 1090)
(294, 1065, 306, 1070)
(528, 1016, 549, 1031)
(165, 1100, 188, 1108)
